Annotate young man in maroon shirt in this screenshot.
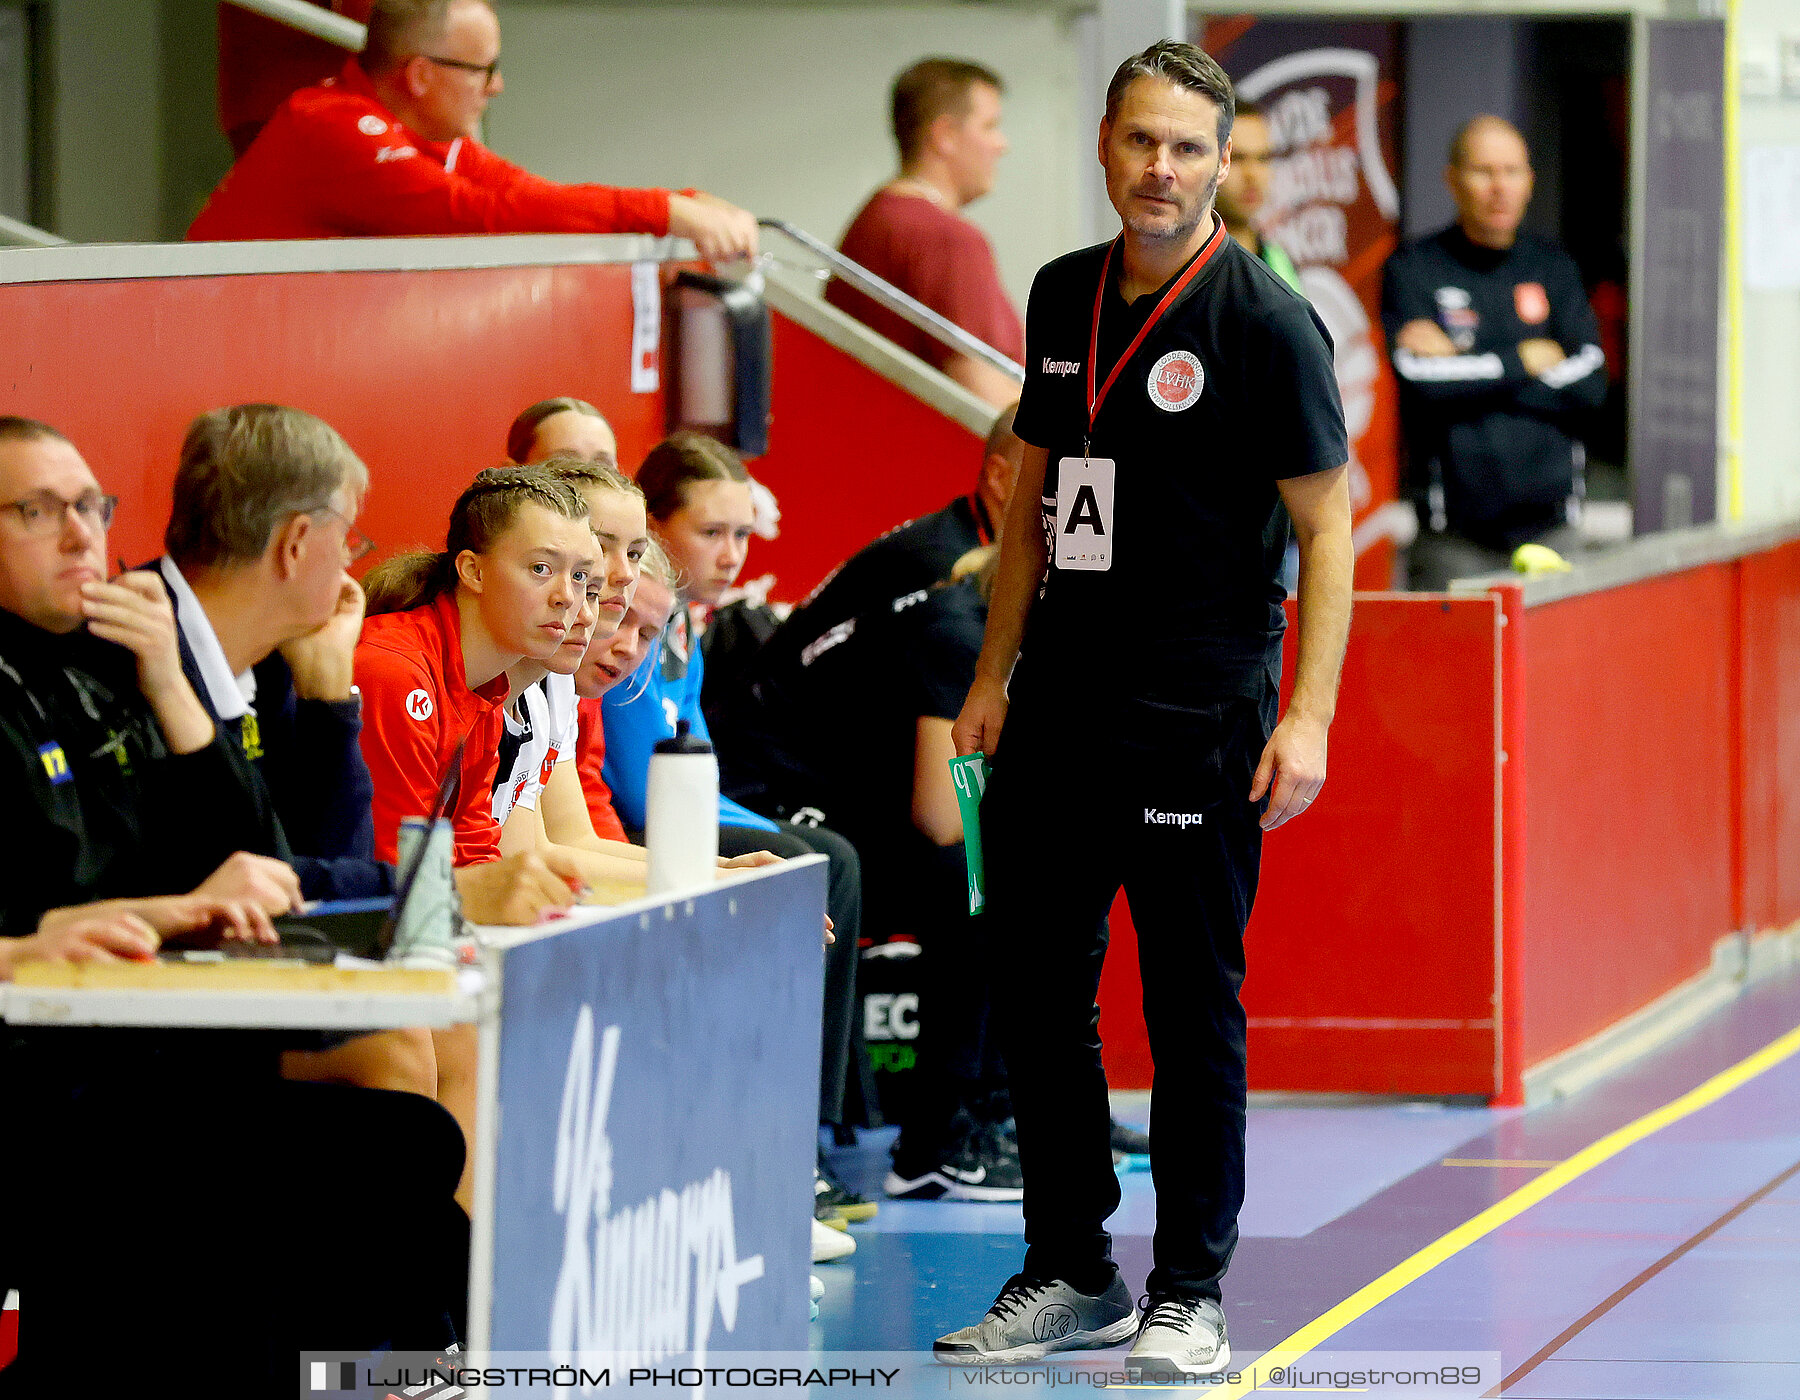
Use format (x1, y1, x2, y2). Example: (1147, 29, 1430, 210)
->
(827, 57, 1022, 407)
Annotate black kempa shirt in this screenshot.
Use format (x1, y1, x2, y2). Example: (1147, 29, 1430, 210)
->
(757, 495, 992, 680)
(1012, 223, 1348, 705)
(1381, 224, 1606, 550)
(716, 577, 985, 846)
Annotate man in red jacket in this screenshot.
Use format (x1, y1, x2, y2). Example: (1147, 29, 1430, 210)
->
(190, 0, 757, 259)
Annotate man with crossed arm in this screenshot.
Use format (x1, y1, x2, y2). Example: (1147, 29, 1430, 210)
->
(1383, 116, 1607, 589)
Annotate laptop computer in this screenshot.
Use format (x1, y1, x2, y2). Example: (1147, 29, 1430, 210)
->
(161, 736, 466, 965)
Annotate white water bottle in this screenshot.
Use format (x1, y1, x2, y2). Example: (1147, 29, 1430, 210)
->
(645, 720, 720, 896)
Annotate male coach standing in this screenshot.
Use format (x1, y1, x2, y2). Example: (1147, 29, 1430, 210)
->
(939, 41, 1353, 1378)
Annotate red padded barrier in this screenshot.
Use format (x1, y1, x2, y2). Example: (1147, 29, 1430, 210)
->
(1099, 595, 1503, 1095)
(1740, 540, 1800, 933)
(1517, 567, 1738, 1067)
(0, 265, 677, 567)
(0, 268, 980, 607)
(1496, 582, 1527, 1106)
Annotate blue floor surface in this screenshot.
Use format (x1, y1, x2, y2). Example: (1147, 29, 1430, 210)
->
(815, 962, 1800, 1398)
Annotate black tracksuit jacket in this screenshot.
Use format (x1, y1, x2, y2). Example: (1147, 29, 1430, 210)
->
(1382, 224, 1608, 549)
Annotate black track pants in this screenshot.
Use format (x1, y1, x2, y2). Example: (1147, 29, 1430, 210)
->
(863, 835, 998, 1155)
(979, 688, 1272, 1302)
(716, 822, 865, 1128)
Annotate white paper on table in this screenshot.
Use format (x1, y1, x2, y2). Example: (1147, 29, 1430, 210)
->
(630, 260, 662, 393)
(1744, 145, 1800, 291)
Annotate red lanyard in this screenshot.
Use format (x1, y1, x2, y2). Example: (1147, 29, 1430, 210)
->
(1084, 216, 1227, 452)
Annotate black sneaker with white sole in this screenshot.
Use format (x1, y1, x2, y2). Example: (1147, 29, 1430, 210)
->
(885, 1118, 1023, 1201)
(935, 1273, 1138, 1363)
(815, 1160, 878, 1223)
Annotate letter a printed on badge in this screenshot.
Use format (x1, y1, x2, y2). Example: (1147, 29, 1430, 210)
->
(1054, 457, 1115, 571)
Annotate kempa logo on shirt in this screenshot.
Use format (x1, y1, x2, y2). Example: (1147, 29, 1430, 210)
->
(1147, 350, 1203, 411)
(1145, 807, 1204, 828)
(1042, 358, 1081, 376)
(405, 689, 434, 721)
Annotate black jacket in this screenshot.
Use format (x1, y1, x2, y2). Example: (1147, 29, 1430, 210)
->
(1383, 225, 1608, 549)
(704, 494, 992, 732)
(161, 567, 395, 902)
(0, 608, 284, 939)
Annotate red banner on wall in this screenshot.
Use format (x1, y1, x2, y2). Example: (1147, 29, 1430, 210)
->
(1200, 17, 1407, 589)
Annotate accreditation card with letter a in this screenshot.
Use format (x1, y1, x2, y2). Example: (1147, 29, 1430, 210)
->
(1054, 456, 1115, 572)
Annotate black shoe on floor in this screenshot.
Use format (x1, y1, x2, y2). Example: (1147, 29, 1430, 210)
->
(886, 1118, 1023, 1202)
(1110, 1117, 1150, 1157)
(815, 1156, 878, 1223)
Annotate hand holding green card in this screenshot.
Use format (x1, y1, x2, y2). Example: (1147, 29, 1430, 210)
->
(948, 752, 990, 915)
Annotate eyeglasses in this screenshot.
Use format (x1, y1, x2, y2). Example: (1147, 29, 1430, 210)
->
(314, 507, 376, 563)
(422, 53, 501, 86)
(0, 489, 118, 536)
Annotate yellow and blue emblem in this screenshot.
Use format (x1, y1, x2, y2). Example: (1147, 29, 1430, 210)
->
(38, 741, 71, 785)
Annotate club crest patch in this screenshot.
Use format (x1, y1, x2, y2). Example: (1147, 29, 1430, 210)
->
(1435, 286, 1480, 350)
(1147, 350, 1203, 412)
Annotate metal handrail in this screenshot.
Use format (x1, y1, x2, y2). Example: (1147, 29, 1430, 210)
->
(758, 218, 1023, 382)
(0, 213, 65, 248)
(224, 0, 363, 48)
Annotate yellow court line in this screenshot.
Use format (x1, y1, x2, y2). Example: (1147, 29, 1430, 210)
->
(1200, 1020, 1800, 1398)
(1439, 1159, 1562, 1169)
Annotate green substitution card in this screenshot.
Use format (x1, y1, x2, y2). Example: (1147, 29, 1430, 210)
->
(949, 752, 990, 915)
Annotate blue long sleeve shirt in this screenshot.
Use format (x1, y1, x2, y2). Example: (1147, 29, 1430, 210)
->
(601, 607, 776, 834)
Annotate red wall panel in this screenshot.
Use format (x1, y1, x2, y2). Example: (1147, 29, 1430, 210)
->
(0, 265, 672, 569)
(0, 270, 980, 606)
(744, 313, 985, 604)
(1099, 595, 1502, 1095)
(1517, 567, 1738, 1066)
(1740, 540, 1800, 931)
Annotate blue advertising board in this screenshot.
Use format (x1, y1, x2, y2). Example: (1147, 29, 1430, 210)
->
(486, 859, 827, 1363)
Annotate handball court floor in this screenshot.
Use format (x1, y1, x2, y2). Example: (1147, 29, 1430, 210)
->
(816, 961, 1800, 1398)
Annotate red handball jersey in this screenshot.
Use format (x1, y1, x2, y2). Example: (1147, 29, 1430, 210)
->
(354, 591, 509, 868)
(574, 696, 630, 844)
(190, 59, 672, 241)
(826, 188, 1023, 369)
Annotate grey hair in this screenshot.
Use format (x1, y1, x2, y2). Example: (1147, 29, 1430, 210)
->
(165, 405, 368, 569)
(1104, 40, 1236, 148)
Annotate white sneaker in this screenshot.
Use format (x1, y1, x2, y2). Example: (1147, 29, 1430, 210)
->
(934, 1274, 1138, 1364)
(1127, 1295, 1230, 1379)
(812, 1216, 856, 1263)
